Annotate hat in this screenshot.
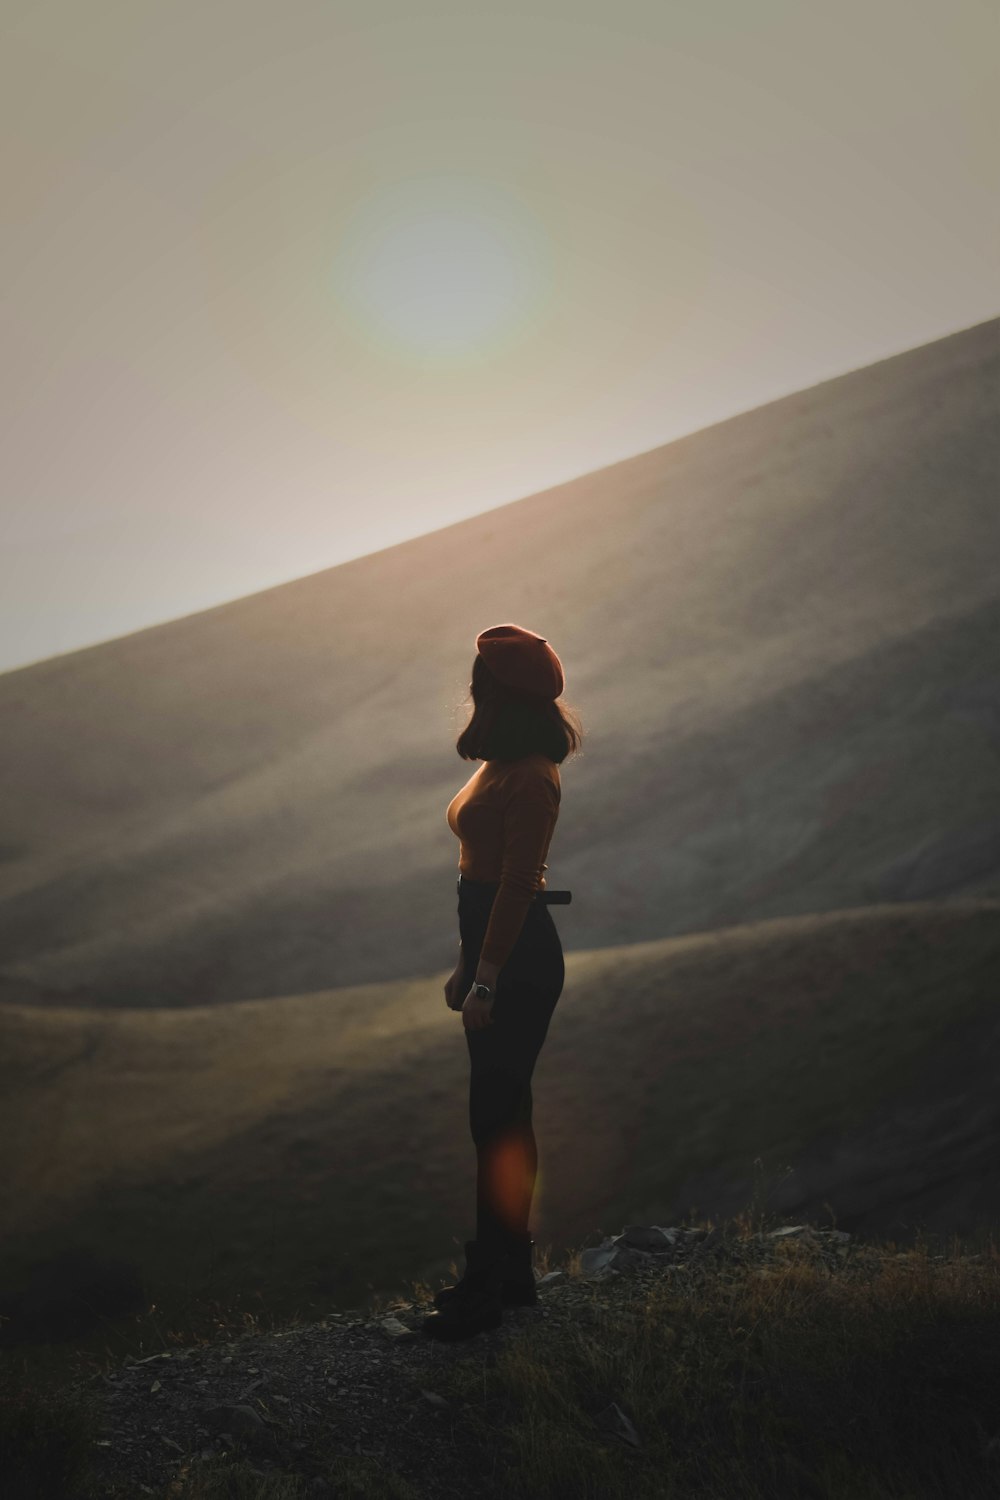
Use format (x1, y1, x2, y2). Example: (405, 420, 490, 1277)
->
(475, 623, 565, 699)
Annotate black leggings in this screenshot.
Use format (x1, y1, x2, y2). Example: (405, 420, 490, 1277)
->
(458, 877, 565, 1252)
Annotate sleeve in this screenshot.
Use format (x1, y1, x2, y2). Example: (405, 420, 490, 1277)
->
(479, 769, 560, 968)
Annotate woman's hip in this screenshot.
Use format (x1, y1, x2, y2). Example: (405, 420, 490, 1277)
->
(457, 875, 565, 931)
(457, 877, 564, 1001)
(460, 898, 562, 966)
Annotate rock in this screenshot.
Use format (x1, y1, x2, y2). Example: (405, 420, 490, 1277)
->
(579, 1244, 620, 1279)
(203, 1404, 277, 1454)
(379, 1316, 418, 1341)
(618, 1225, 680, 1251)
(608, 1246, 653, 1272)
(595, 1400, 642, 1449)
(204, 1403, 267, 1432)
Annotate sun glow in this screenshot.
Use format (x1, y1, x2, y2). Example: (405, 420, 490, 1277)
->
(333, 176, 553, 362)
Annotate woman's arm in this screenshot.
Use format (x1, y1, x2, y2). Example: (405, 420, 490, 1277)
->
(477, 767, 560, 971)
(474, 955, 501, 989)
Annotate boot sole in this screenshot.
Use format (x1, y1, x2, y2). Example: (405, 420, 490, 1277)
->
(433, 1282, 537, 1309)
(422, 1305, 504, 1340)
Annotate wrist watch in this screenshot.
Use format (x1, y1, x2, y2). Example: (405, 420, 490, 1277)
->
(473, 982, 494, 1001)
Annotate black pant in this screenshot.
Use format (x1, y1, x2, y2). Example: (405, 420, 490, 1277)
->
(457, 876, 565, 1252)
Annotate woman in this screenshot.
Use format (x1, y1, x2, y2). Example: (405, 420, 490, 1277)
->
(422, 622, 583, 1342)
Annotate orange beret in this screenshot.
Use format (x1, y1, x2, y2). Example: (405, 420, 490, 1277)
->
(475, 622, 565, 699)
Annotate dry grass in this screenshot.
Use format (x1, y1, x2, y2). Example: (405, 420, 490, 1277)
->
(4, 1203, 998, 1500)
(404, 1215, 1000, 1499)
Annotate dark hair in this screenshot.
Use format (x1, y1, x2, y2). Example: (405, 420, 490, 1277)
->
(456, 654, 584, 764)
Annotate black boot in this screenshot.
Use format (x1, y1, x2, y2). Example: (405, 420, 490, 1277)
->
(422, 1239, 506, 1341)
(499, 1231, 538, 1306)
(432, 1233, 538, 1310)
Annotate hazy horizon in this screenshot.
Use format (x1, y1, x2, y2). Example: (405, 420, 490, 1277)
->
(3, 0, 997, 674)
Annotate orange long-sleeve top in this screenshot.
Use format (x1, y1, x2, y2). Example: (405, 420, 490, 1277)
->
(446, 751, 561, 968)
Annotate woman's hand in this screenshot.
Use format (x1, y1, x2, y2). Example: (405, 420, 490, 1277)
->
(461, 955, 500, 1029)
(461, 987, 495, 1031)
(446, 954, 500, 1027)
(444, 963, 466, 1011)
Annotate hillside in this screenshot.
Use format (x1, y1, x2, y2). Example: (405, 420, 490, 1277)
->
(0, 316, 997, 1007)
(6, 1217, 998, 1500)
(6, 1221, 990, 1500)
(2, 897, 997, 1355)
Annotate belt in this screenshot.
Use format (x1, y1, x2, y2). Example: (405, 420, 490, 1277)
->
(458, 874, 572, 905)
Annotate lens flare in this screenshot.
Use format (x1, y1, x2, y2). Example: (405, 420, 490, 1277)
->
(333, 175, 553, 363)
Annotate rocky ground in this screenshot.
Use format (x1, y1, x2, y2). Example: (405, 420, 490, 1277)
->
(69, 1223, 959, 1498)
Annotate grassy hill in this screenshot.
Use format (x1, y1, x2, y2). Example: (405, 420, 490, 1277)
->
(0, 316, 997, 1007)
(5, 1221, 998, 1500)
(5, 1219, 998, 1499)
(2, 897, 997, 1361)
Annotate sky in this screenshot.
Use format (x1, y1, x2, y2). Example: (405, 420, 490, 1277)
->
(2, 0, 997, 675)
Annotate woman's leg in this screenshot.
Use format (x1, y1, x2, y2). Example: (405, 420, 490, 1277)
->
(465, 911, 563, 1251)
(468, 1065, 540, 1249)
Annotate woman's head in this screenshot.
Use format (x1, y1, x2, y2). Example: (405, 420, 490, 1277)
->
(456, 633, 584, 764)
